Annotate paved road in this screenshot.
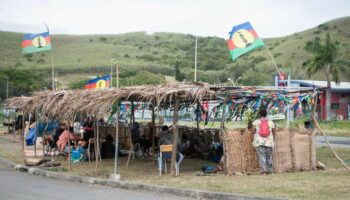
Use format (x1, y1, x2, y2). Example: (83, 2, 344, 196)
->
(316, 136, 350, 148)
(0, 166, 192, 200)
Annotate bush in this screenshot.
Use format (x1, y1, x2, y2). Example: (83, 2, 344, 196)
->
(139, 54, 156, 62)
(274, 53, 282, 58)
(122, 71, 165, 86)
(36, 59, 45, 64)
(68, 78, 89, 89)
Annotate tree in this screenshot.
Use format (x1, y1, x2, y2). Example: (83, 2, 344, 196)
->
(303, 33, 349, 121)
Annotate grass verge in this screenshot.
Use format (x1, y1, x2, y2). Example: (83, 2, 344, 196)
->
(0, 134, 350, 200)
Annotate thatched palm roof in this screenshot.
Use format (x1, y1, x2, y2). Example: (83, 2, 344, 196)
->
(5, 81, 316, 121)
(6, 82, 217, 120)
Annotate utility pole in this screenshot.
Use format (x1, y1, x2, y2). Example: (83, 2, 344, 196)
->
(6, 76, 9, 99)
(55, 72, 58, 90)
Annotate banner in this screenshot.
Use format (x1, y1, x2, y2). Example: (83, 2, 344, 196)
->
(22, 31, 52, 54)
(227, 22, 264, 60)
(84, 75, 111, 89)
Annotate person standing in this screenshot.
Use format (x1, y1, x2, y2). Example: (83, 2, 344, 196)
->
(252, 109, 275, 174)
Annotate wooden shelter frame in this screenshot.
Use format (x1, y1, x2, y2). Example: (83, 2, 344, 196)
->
(6, 82, 316, 175)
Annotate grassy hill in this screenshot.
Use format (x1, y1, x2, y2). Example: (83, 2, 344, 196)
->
(0, 16, 349, 96)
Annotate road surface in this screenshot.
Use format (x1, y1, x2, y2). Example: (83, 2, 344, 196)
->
(0, 165, 192, 200)
(316, 136, 350, 148)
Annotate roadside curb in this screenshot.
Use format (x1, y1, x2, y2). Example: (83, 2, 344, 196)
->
(0, 157, 286, 200)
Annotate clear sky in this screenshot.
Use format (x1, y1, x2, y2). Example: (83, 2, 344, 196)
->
(0, 0, 349, 38)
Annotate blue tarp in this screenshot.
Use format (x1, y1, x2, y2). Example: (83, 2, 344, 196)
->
(37, 122, 57, 137)
(25, 122, 58, 146)
(25, 128, 36, 146)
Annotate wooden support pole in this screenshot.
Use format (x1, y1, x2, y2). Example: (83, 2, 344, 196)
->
(95, 119, 100, 175)
(21, 114, 25, 152)
(68, 121, 71, 173)
(220, 98, 227, 173)
(114, 110, 119, 174)
(126, 127, 133, 170)
(196, 103, 200, 135)
(131, 102, 135, 124)
(13, 112, 16, 141)
(151, 103, 155, 158)
(34, 113, 38, 158)
(42, 120, 49, 158)
(170, 99, 179, 175)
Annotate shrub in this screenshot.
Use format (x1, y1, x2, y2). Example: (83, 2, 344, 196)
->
(274, 53, 282, 58)
(36, 59, 45, 64)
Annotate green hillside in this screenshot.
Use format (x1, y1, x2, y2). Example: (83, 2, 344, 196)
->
(0, 16, 349, 98)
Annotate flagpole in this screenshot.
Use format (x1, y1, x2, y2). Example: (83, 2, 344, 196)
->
(110, 59, 113, 88)
(45, 24, 55, 90)
(51, 50, 55, 90)
(194, 36, 198, 82)
(116, 64, 119, 88)
(263, 45, 282, 76)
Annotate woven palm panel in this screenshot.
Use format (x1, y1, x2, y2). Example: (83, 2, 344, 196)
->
(273, 129, 294, 172)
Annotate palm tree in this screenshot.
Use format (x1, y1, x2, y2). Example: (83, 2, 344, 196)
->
(303, 33, 348, 121)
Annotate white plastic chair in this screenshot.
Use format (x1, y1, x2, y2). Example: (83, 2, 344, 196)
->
(158, 145, 184, 176)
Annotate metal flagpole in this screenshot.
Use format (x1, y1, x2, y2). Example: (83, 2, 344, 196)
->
(194, 36, 198, 82)
(45, 24, 55, 90)
(116, 64, 119, 88)
(51, 49, 55, 90)
(6, 76, 9, 99)
(110, 59, 113, 88)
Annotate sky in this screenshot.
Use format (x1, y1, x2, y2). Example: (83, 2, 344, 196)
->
(0, 0, 349, 38)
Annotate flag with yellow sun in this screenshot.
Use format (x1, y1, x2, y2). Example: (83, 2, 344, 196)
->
(227, 22, 265, 61)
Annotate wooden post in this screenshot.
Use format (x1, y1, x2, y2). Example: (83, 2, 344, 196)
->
(131, 102, 135, 124)
(42, 121, 49, 158)
(21, 114, 25, 152)
(13, 112, 16, 141)
(170, 99, 179, 175)
(95, 119, 100, 175)
(196, 103, 200, 135)
(34, 113, 38, 158)
(220, 98, 227, 173)
(67, 121, 71, 173)
(126, 127, 133, 170)
(151, 103, 155, 158)
(114, 110, 119, 174)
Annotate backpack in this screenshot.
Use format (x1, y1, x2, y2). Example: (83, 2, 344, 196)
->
(259, 119, 270, 137)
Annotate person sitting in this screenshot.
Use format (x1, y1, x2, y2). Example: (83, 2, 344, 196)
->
(81, 117, 94, 149)
(100, 134, 115, 159)
(131, 122, 149, 156)
(158, 125, 183, 161)
(209, 141, 223, 163)
(52, 122, 65, 148)
(56, 124, 74, 153)
(158, 125, 184, 175)
(181, 134, 191, 156)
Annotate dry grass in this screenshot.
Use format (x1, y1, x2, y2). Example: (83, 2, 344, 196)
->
(1, 134, 350, 200)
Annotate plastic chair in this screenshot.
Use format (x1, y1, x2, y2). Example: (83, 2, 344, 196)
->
(158, 145, 184, 176)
